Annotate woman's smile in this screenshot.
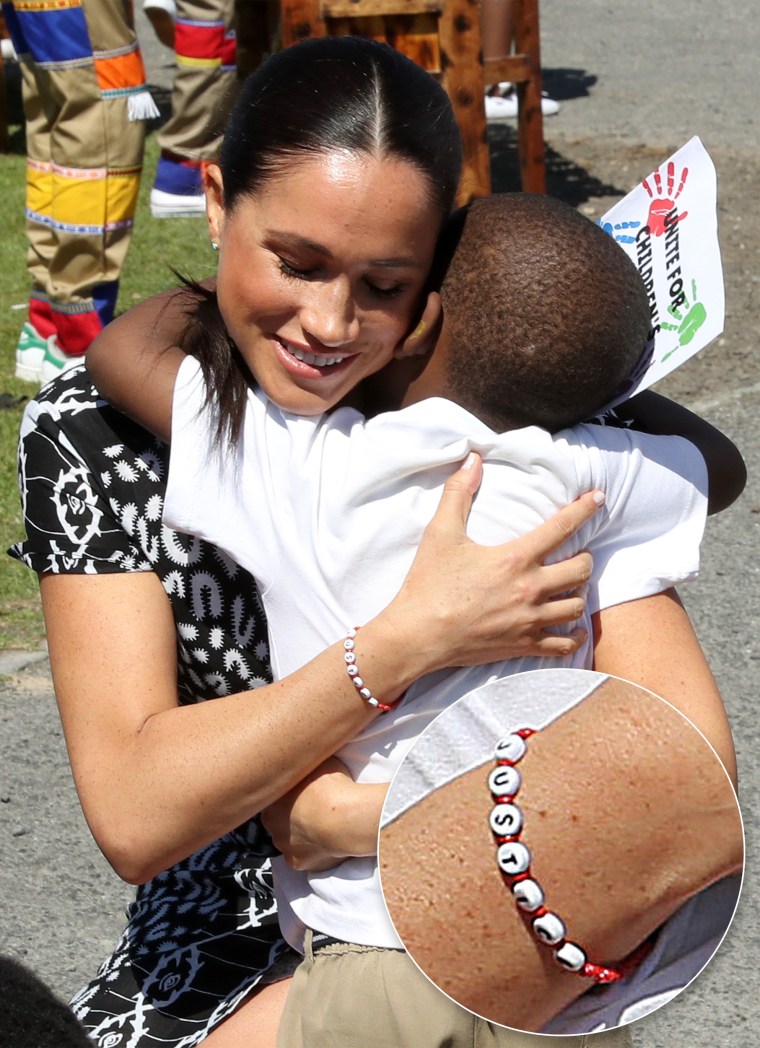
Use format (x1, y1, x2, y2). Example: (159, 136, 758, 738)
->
(274, 336, 356, 378)
(207, 150, 442, 416)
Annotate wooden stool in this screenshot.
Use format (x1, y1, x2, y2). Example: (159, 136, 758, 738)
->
(279, 0, 546, 203)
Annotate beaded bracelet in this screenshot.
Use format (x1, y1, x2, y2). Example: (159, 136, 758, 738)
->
(344, 628, 401, 714)
(488, 728, 624, 984)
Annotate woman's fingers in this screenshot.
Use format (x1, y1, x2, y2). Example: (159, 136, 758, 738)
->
(536, 552, 593, 599)
(511, 489, 605, 559)
(426, 452, 483, 536)
(528, 627, 588, 657)
(387, 463, 606, 670)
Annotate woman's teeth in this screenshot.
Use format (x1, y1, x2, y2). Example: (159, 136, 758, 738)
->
(288, 345, 349, 368)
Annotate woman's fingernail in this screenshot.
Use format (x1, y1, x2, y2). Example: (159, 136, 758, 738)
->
(592, 490, 606, 505)
(463, 452, 478, 470)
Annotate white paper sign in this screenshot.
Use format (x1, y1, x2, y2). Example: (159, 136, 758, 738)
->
(597, 135, 724, 409)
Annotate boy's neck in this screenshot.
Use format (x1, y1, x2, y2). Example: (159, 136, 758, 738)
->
(361, 351, 448, 417)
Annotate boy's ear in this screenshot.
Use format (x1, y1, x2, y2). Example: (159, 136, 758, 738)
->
(394, 292, 442, 359)
(204, 164, 225, 247)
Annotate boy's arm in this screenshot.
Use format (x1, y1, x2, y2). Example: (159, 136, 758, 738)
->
(614, 390, 746, 514)
(261, 758, 386, 871)
(86, 287, 205, 443)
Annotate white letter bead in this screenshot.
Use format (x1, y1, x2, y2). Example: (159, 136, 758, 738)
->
(555, 942, 587, 972)
(487, 765, 521, 798)
(344, 652, 356, 664)
(347, 665, 359, 678)
(532, 912, 566, 945)
(488, 803, 523, 837)
(344, 638, 355, 650)
(512, 878, 544, 912)
(494, 734, 528, 764)
(352, 677, 364, 688)
(496, 841, 531, 875)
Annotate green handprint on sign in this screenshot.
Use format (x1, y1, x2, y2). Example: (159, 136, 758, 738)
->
(659, 279, 707, 360)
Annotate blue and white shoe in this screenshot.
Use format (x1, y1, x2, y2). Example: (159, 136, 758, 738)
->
(150, 154, 207, 218)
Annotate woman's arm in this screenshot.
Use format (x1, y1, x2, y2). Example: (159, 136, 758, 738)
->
(592, 587, 737, 784)
(41, 466, 603, 885)
(268, 585, 739, 875)
(86, 288, 196, 442)
(614, 390, 746, 514)
(378, 675, 743, 1032)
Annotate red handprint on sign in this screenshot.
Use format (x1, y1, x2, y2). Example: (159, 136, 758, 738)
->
(642, 162, 689, 236)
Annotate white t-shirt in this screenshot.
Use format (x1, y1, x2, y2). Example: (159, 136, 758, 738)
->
(165, 356, 708, 951)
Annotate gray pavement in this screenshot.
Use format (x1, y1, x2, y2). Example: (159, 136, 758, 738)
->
(2, 1, 759, 1044)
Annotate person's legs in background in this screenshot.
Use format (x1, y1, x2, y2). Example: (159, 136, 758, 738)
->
(480, 0, 559, 122)
(150, 0, 238, 217)
(5, 0, 154, 383)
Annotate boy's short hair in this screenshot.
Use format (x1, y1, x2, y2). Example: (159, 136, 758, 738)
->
(440, 193, 651, 432)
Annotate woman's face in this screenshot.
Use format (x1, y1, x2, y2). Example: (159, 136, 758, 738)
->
(207, 151, 442, 415)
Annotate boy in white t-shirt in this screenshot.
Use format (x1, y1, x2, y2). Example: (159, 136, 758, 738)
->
(158, 195, 727, 1037)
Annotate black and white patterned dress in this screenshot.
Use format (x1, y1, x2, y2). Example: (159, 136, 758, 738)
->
(10, 366, 298, 1046)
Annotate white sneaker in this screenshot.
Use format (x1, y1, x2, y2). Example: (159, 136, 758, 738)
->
(539, 93, 560, 116)
(150, 187, 207, 218)
(14, 322, 48, 382)
(485, 93, 519, 120)
(39, 337, 85, 388)
(485, 87, 560, 121)
(1, 38, 18, 62)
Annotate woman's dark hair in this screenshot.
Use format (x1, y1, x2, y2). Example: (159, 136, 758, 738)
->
(222, 35, 462, 217)
(185, 36, 463, 442)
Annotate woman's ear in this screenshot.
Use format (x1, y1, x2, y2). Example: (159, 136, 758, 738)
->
(394, 292, 443, 359)
(204, 164, 226, 248)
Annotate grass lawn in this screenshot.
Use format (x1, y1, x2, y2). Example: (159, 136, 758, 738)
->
(0, 130, 214, 650)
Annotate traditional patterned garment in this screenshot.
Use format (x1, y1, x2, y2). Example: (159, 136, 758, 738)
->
(152, 0, 282, 209)
(10, 366, 299, 1045)
(3, 0, 157, 356)
(152, 0, 238, 203)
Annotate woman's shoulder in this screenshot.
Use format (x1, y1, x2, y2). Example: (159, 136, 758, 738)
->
(23, 365, 170, 475)
(13, 366, 171, 576)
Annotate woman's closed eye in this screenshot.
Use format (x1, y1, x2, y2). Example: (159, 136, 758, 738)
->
(278, 255, 405, 301)
(364, 279, 405, 300)
(278, 256, 318, 280)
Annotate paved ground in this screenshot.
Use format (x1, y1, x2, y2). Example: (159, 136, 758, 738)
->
(1, 1, 759, 1044)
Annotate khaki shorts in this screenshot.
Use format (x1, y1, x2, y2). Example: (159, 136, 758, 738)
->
(276, 932, 634, 1048)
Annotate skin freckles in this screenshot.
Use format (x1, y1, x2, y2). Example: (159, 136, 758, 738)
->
(204, 152, 442, 417)
(379, 678, 743, 1031)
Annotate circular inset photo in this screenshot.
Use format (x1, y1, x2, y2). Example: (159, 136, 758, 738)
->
(378, 669, 743, 1036)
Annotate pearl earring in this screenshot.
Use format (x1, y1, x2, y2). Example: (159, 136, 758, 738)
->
(211, 240, 219, 251)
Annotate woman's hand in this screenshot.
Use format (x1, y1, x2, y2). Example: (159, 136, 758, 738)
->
(383, 453, 603, 671)
(261, 758, 386, 872)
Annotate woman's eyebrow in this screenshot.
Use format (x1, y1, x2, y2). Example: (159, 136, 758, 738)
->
(270, 231, 329, 256)
(268, 231, 423, 268)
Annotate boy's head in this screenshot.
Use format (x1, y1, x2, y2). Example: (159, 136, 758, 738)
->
(432, 193, 651, 432)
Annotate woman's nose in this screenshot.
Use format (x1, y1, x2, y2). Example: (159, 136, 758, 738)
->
(300, 279, 360, 347)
